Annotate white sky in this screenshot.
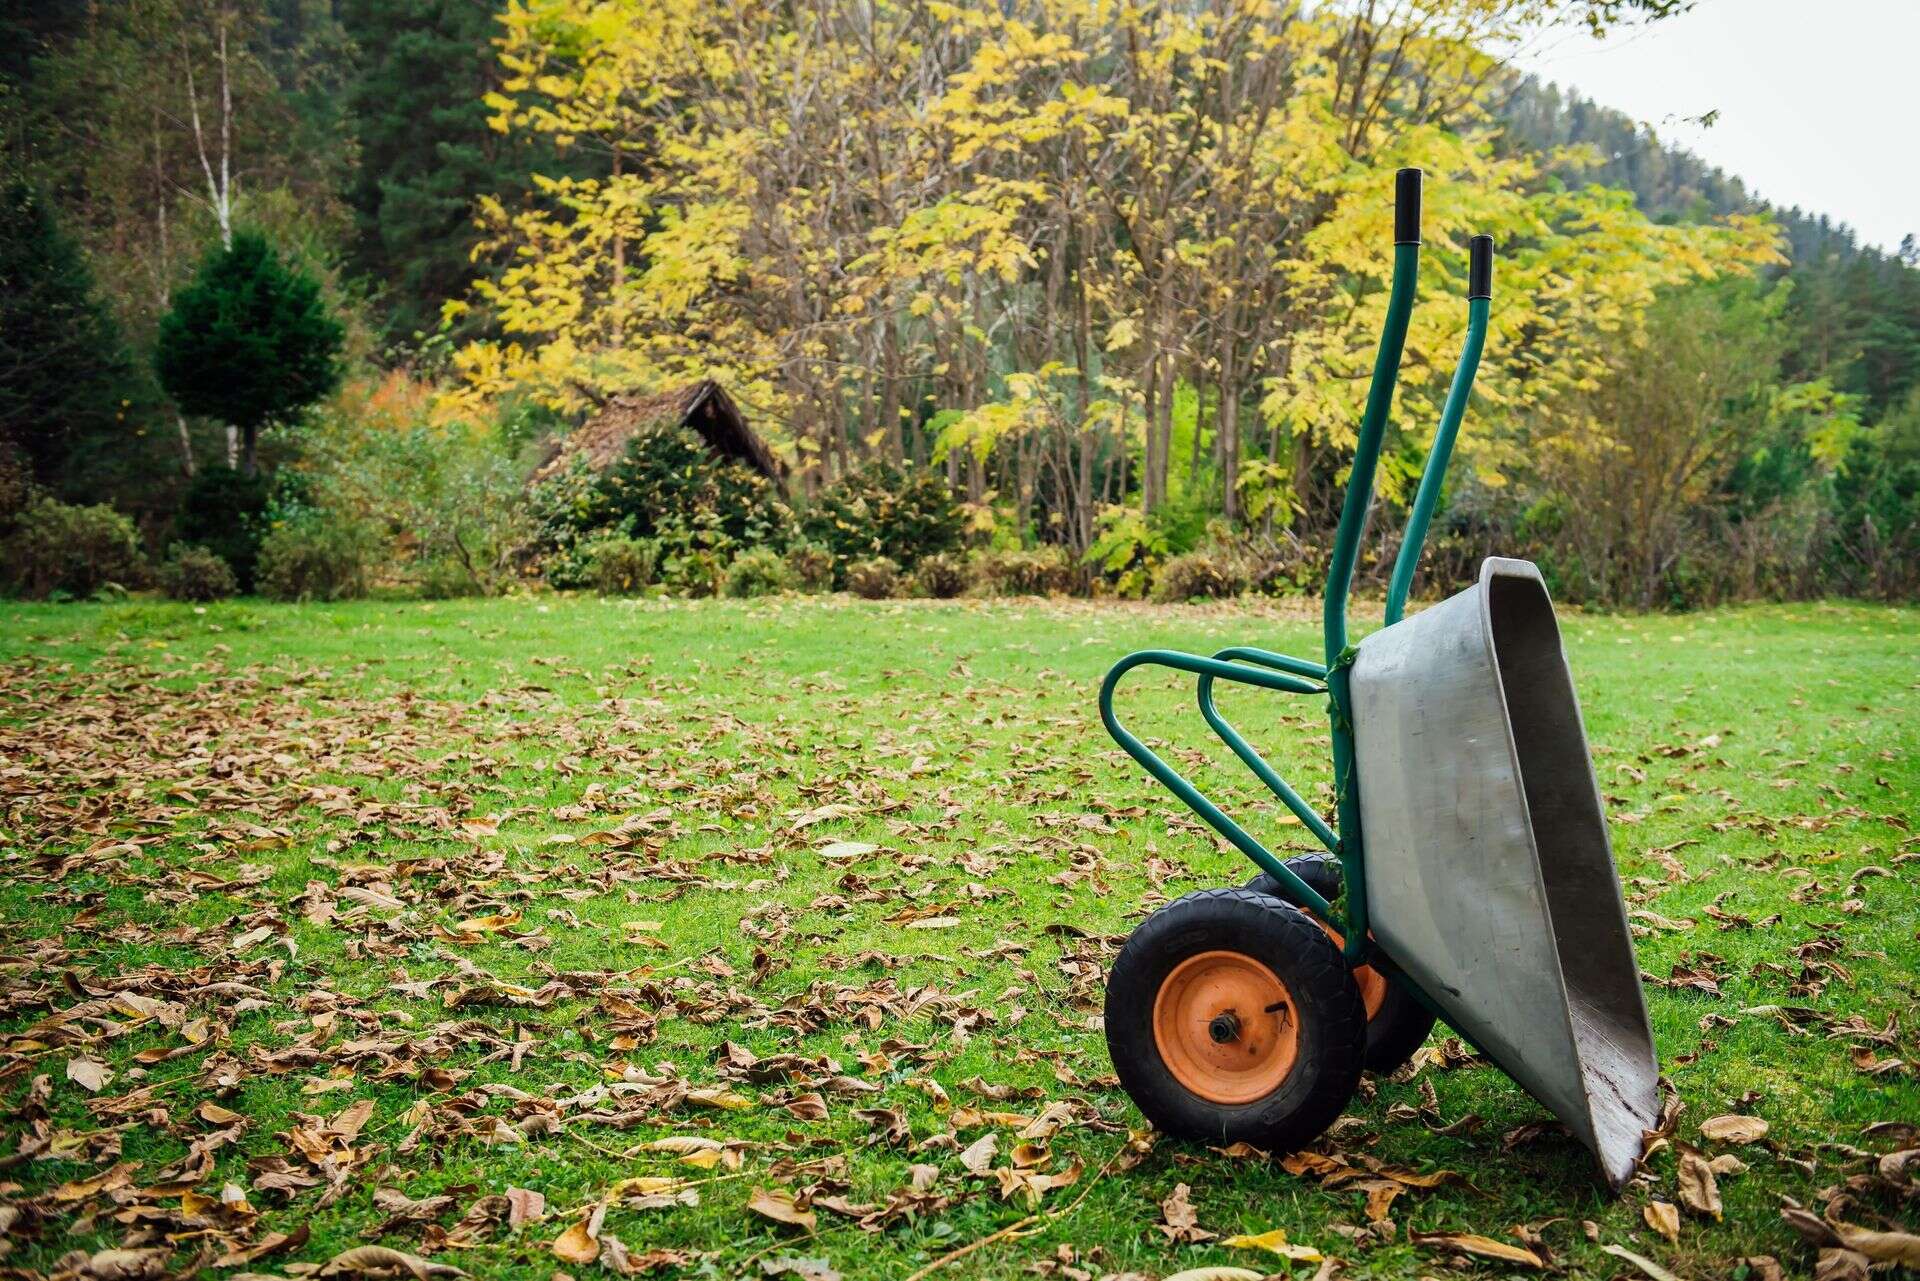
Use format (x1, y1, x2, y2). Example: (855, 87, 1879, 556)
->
(1508, 0, 1916, 254)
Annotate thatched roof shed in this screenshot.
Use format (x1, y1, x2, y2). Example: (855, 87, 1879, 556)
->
(534, 380, 784, 489)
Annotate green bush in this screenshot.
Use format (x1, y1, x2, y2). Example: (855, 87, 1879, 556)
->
(784, 541, 834, 593)
(174, 466, 272, 590)
(530, 429, 791, 590)
(661, 547, 725, 598)
(976, 546, 1074, 597)
(911, 551, 971, 599)
(256, 513, 378, 601)
(599, 427, 791, 548)
(802, 461, 963, 578)
(723, 546, 791, 598)
(156, 544, 237, 601)
(3, 496, 145, 599)
(844, 555, 901, 600)
(584, 536, 658, 596)
(1151, 549, 1250, 602)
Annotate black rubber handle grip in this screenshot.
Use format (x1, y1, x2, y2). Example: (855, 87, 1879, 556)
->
(1468, 234, 1493, 299)
(1394, 168, 1422, 245)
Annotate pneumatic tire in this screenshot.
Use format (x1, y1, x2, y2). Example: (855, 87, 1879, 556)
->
(1243, 858, 1437, 1075)
(1105, 888, 1365, 1151)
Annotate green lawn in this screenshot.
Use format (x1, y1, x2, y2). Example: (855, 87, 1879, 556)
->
(2, 593, 1915, 1280)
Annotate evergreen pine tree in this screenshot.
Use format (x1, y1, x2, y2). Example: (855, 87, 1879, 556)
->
(0, 179, 144, 485)
(155, 231, 344, 476)
(341, 0, 535, 341)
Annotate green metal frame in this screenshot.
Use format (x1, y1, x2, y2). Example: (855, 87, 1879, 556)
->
(1098, 172, 1491, 972)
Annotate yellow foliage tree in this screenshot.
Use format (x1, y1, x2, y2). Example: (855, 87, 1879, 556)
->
(453, 0, 1779, 550)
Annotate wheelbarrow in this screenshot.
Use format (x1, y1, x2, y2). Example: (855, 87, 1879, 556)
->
(1097, 170, 1659, 1189)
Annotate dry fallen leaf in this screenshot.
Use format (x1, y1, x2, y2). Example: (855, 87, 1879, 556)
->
(1159, 1182, 1215, 1243)
(748, 1187, 817, 1232)
(1644, 1199, 1681, 1243)
(1780, 1208, 1920, 1268)
(71, 1248, 170, 1280)
(504, 1186, 545, 1227)
(1221, 1227, 1323, 1262)
(1161, 1270, 1265, 1281)
(1700, 1114, 1768, 1144)
(1600, 1243, 1682, 1281)
(551, 1212, 601, 1265)
(66, 1055, 110, 1092)
(959, 1133, 998, 1174)
(1676, 1148, 1723, 1220)
(315, 1245, 468, 1278)
(1408, 1232, 1546, 1269)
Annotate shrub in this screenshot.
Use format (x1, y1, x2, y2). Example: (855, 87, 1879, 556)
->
(156, 544, 237, 601)
(723, 546, 791, 598)
(174, 466, 272, 590)
(802, 461, 963, 576)
(1151, 549, 1250, 602)
(844, 556, 900, 600)
(911, 551, 971, 599)
(257, 513, 378, 601)
(976, 546, 1074, 597)
(584, 536, 658, 595)
(415, 556, 490, 600)
(598, 427, 792, 548)
(661, 547, 725, 598)
(3, 496, 144, 599)
(155, 230, 343, 477)
(1084, 505, 1169, 599)
(784, 541, 834, 592)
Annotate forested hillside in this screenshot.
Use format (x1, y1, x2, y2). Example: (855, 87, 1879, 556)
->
(2, 0, 1914, 608)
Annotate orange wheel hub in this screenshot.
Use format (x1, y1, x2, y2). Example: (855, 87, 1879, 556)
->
(1152, 950, 1299, 1104)
(1315, 923, 1388, 1021)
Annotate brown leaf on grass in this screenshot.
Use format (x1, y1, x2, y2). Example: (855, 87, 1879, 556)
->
(1408, 1232, 1545, 1269)
(66, 1055, 110, 1092)
(1359, 1180, 1401, 1223)
(53, 1160, 139, 1203)
(1159, 1182, 1215, 1243)
(315, 1245, 468, 1278)
(1161, 1269, 1264, 1281)
(504, 1186, 545, 1227)
(958, 1133, 998, 1174)
(749, 1186, 818, 1232)
(1220, 1227, 1323, 1262)
(783, 1092, 829, 1121)
(992, 1154, 1083, 1207)
(1780, 1208, 1920, 1268)
(1643, 1200, 1681, 1243)
(1676, 1147, 1722, 1220)
(1737, 1257, 1784, 1281)
(852, 1104, 909, 1146)
(1700, 1113, 1768, 1143)
(72, 1248, 171, 1280)
(761, 1257, 842, 1281)
(551, 1208, 603, 1264)
(215, 1225, 310, 1267)
(1816, 1249, 1872, 1281)
(1599, 1243, 1682, 1281)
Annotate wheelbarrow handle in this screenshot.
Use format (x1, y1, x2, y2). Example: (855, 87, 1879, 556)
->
(1385, 234, 1493, 626)
(1099, 650, 1342, 925)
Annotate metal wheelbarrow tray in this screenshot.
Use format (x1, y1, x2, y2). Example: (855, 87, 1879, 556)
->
(1096, 169, 1659, 1190)
(1352, 557, 1658, 1186)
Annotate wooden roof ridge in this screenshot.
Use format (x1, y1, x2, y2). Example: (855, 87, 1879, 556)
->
(532, 379, 785, 490)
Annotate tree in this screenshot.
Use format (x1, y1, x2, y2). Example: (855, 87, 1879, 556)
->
(156, 230, 344, 476)
(340, 0, 542, 341)
(0, 179, 145, 487)
(1527, 280, 1800, 606)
